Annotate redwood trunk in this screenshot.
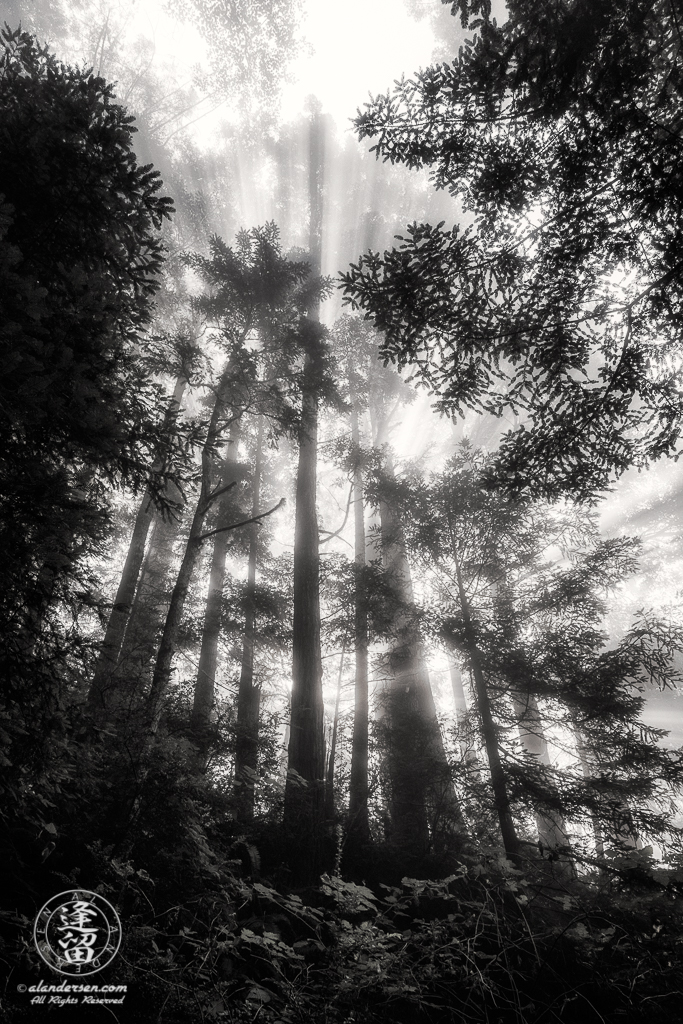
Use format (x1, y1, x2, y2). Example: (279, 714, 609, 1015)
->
(88, 375, 187, 721)
(191, 420, 243, 754)
(451, 546, 520, 863)
(375, 446, 465, 855)
(347, 395, 370, 844)
(282, 376, 325, 838)
(144, 364, 235, 741)
(511, 690, 572, 859)
(234, 415, 265, 821)
(448, 657, 477, 763)
(117, 501, 180, 687)
(283, 107, 326, 878)
(325, 645, 345, 820)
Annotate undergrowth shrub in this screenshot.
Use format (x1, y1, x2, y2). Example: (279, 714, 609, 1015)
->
(3, 729, 683, 1023)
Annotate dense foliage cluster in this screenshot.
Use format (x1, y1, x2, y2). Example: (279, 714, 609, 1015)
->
(343, 0, 683, 499)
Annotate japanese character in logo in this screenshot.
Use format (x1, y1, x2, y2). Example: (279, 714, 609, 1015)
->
(33, 890, 121, 976)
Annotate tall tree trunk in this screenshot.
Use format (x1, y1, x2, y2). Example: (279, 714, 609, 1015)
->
(492, 577, 573, 869)
(234, 414, 265, 821)
(348, 393, 370, 845)
(511, 689, 574, 875)
(87, 375, 187, 721)
(191, 420, 243, 757)
(377, 453, 466, 856)
(451, 540, 520, 864)
(283, 106, 326, 879)
(573, 727, 605, 858)
(143, 363, 237, 742)
(325, 644, 345, 820)
(117, 499, 181, 690)
(448, 657, 477, 763)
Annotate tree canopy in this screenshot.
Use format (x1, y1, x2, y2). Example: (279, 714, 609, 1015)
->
(0, 25, 180, 504)
(342, 0, 683, 499)
(0, 23, 185, 827)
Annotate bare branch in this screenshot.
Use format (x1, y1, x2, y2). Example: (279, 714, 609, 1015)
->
(197, 498, 286, 542)
(319, 483, 354, 546)
(202, 479, 237, 511)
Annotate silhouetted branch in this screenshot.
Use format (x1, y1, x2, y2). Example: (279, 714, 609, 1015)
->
(319, 483, 354, 546)
(197, 498, 285, 542)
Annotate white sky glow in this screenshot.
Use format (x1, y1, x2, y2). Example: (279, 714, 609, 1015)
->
(282, 0, 434, 124)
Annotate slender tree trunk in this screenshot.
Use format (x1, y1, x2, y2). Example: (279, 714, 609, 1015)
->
(325, 644, 345, 820)
(234, 414, 265, 821)
(88, 496, 156, 714)
(283, 106, 326, 879)
(492, 577, 574, 869)
(511, 690, 575, 876)
(348, 395, 370, 844)
(448, 657, 477, 763)
(87, 375, 187, 720)
(574, 727, 606, 859)
(451, 543, 520, 864)
(191, 420, 243, 755)
(117, 499, 181, 688)
(143, 363, 237, 742)
(511, 691, 570, 849)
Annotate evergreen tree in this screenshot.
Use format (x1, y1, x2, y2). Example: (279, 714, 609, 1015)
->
(363, 348, 467, 859)
(283, 105, 330, 879)
(0, 26, 186, 810)
(233, 415, 267, 820)
(88, 351, 200, 722)
(342, 1, 683, 499)
(191, 420, 244, 757)
(143, 227, 304, 747)
(400, 448, 683, 864)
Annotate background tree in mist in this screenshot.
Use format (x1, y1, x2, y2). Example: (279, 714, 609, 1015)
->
(400, 447, 683, 864)
(102, 229, 304, 773)
(334, 327, 468, 863)
(282, 105, 333, 880)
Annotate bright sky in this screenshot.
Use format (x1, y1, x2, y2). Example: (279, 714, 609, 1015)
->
(282, 0, 435, 125)
(120, 0, 436, 145)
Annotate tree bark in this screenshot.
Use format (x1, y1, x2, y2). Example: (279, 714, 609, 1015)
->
(191, 419, 243, 758)
(117, 498, 180, 689)
(491, 578, 574, 869)
(87, 375, 187, 721)
(451, 542, 520, 864)
(325, 644, 345, 821)
(143, 362, 237, 742)
(377, 452, 466, 856)
(448, 657, 477, 763)
(233, 414, 265, 821)
(283, 106, 326, 879)
(347, 393, 370, 844)
(511, 690, 572, 858)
